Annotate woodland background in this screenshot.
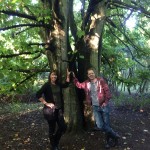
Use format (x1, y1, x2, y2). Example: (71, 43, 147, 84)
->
(0, 0, 150, 149)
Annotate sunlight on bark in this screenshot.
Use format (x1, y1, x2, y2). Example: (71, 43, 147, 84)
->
(90, 13, 102, 29)
(89, 35, 99, 50)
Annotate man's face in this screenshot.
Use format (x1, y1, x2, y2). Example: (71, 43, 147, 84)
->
(87, 70, 96, 80)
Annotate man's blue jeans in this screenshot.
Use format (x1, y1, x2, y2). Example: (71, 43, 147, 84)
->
(92, 105, 114, 134)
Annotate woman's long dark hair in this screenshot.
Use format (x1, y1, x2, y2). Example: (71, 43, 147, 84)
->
(48, 70, 59, 83)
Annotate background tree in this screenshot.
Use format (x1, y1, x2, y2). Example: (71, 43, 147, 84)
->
(0, 0, 150, 131)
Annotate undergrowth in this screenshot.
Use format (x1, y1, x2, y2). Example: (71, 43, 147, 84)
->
(113, 93, 150, 109)
(0, 102, 42, 116)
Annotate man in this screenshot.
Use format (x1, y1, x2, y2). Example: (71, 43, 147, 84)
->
(73, 67, 120, 149)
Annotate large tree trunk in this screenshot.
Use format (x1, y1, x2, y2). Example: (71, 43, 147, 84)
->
(76, 1, 107, 129)
(80, 1, 106, 74)
(44, 0, 68, 79)
(41, 0, 107, 132)
(41, 0, 83, 132)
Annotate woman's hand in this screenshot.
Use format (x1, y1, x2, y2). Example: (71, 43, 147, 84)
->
(46, 103, 55, 109)
(66, 68, 71, 77)
(72, 72, 75, 78)
(66, 68, 71, 82)
(101, 102, 107, 107)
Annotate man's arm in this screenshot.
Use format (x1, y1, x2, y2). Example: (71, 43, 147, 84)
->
(101, 78, 112, 106)
(73, 77, 86, 89)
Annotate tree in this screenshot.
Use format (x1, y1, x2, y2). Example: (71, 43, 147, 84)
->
(0, 0, 150, 131)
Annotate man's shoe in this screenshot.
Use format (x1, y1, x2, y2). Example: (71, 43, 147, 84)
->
(109, 132, 121, 139)
(105, 143, 110, 149)
(115, 133, 121, 139)
(106, 134, 119, 147)
(56, 146, 61, 150)
(108, 137, 118, 147)
(51, 146, 60, 150)
(92, 127, 102, 131)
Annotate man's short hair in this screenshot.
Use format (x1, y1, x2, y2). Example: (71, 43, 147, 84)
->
(87, 67, 97, 76)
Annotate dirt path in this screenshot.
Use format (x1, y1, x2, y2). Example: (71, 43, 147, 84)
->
(0, 105, 150, 150)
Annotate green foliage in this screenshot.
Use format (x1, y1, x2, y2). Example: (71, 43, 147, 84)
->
(102, 5, 150, 91)
(77, 30, 85, 38)
(0, 0, 51, 94)
(136, 69, 150, 80)
(0, 102, 42, 116)
(0, 0, 150, 95)
(113, 93, 150, 108)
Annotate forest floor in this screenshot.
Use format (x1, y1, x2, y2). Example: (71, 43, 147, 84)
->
(0, 102, 150, 150)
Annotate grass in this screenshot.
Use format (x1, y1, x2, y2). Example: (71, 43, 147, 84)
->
(0, 102, 43, 117)
(113, 93, 150, 108)
(0, 92, 150, 118)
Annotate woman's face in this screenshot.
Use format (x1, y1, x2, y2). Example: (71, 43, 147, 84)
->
(50, 72, 57, 83)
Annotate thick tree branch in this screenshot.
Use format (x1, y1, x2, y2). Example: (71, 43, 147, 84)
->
(0, 23, 49, 31)
(8, 68, 49, 73)
(83, 0, 103, 28)
(108, 0, 150, 18)
(0, 9, 37, 21)
(0, 50, 42, 58)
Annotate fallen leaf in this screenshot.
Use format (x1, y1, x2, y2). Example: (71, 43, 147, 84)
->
(122, 136, 127, 139)
(15, 133, 19, 137)
(143, 129, 148, 132)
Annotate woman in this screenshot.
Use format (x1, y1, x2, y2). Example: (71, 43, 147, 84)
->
(36, 70, 70, 150)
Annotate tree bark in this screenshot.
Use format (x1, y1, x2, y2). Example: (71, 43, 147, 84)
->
(83, 1, 106, 74)
(41, 0, 83, 132)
